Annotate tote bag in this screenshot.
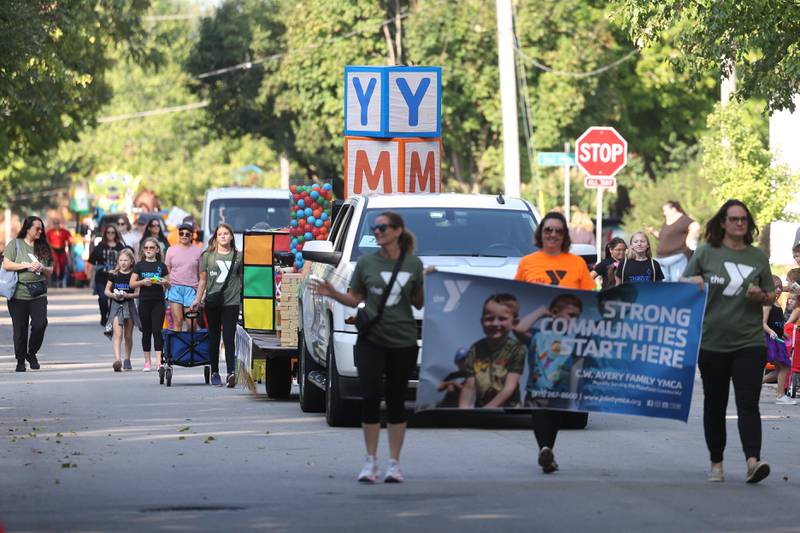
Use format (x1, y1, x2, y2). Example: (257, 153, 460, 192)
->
(0, 239, 20, 299)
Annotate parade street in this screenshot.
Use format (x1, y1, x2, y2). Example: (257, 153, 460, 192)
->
(2, 289, 800, 532)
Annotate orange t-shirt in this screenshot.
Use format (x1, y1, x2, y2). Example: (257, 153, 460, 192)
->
(514, 251, 594, 290)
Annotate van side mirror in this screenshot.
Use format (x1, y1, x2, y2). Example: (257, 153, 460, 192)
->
(302, 240, 342, 265)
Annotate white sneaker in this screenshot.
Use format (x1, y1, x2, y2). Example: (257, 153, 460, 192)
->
(384, 460, 404, 483)
(357, 456, 379, 483)
(776, 395, 797, 405)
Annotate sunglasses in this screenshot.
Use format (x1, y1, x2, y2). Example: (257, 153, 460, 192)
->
(106, 230, 117, 235)
(370, 223, 396, 233)
(179, 231, 192, 237)
(149, 223, 160, 228)
(543, 226, 565, 235)
(143, 245, 158, 250)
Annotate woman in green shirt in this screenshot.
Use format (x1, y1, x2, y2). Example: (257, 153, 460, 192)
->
(3, 216, 54, 372)
(195, 223, 242, 388)
(683, 199, 774, 484)
(312, 211, 424, 484)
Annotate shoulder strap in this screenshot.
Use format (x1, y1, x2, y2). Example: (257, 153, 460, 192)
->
(651, 258, 656, 280)
(372, 251, 406, 325)
(621, 258, 627, 280)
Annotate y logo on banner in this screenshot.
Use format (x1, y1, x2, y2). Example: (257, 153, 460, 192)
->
(722, 262, 754, 296)
(545, 270, 567, 286)
(442, 279, 471, 312)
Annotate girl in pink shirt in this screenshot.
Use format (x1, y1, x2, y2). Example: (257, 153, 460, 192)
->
(165, 222, 203, 331)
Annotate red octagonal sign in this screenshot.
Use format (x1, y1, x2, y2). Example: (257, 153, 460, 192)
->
(575, 126, 628, 177)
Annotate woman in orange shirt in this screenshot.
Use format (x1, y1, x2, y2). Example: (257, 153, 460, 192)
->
(514, 211, 594, 474)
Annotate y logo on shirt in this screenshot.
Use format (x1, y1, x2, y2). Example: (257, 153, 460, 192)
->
(214, 260, 231, 285)
(545, 270, 567, 286)
(379, 272, 411, 306)
(721, 262, 754, 296)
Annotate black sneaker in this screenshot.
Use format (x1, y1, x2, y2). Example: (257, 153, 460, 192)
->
(15, 361, 26, 372)
(226, 373, 236, 388)
(26, 354, 40, 370)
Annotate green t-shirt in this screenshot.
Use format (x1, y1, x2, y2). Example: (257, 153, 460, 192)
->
(684, 243, 775, 352)
(464, 337, 526, 407)
(5, 239, 50, 300)
(350, 252, 424, 348)
(200, 250, 242, 307)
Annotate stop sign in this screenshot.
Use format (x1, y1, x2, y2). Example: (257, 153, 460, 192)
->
(575, 127, 628, 177)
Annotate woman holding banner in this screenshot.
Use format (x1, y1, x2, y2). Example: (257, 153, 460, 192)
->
(682, 199, 774, 484)
(310, 212, 424, 484)
(514, 211, 594, 474)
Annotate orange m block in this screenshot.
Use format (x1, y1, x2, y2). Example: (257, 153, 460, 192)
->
(344, 137, 442, 198)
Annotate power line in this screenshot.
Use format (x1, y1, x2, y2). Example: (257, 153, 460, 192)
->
(515, 47, 640, 78)
(97, 101, 209, 123)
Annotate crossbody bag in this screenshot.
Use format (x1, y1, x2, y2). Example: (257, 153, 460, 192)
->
(354, 251, 406, 338)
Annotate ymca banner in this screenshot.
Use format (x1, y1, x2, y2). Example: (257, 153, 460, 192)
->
(417, 271, 707, 421)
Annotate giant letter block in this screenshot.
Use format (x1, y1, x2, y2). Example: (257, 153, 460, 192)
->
(344, 66, 441, 138)
(344, 137, 442, 198)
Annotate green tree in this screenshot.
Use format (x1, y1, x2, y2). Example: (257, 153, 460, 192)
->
(0, 0, 153, 169)
(700, 101, 794, 227)
(619, 0, 800, 111)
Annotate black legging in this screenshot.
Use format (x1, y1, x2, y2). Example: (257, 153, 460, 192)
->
(698, 346, 765, 463)
(206, 304, 238, 375)
(138, 298, 166, 352)
(356, 337, 418, 424)
(7, 297, 48, 362)
(531, 409, 562, 450)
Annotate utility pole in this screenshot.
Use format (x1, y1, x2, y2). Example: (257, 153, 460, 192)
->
(496, 0, 520, 197)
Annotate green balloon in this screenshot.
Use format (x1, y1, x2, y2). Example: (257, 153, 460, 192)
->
(298, 236, 305, 243)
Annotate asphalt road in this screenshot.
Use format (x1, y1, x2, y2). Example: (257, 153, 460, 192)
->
(1, 289, 799, 532)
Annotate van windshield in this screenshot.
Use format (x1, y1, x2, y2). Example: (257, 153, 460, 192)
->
(351, 208, 537, 260)
(208, 198, 290, 233)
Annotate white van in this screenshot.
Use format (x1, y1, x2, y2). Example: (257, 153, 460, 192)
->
(200, 187, 291, 249)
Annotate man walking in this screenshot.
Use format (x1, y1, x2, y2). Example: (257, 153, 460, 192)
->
(648, 201, 701, 282)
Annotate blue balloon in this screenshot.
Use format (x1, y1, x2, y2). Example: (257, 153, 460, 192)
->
(304, 232, 313, 240)
(295, 252, 303, 260)
(312, 183, 320, 190)
(320, 212, 328, 221)
(315, 219, 323, 227)
(323, 183, 332, 190)
(291, 238, 298, 247)
(304, 207, 312, 216)
(307, 216, 316, 225)
(290, 219, 298, 227)
(297, 199, 305, 208)
(310, 190, 320, 200)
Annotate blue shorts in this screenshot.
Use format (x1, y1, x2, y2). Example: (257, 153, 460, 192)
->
(166, 285, 197, 307)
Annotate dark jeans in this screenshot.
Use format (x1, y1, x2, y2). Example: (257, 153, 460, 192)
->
(698, 346, 765, 463)
(206, 305, 238, 375)
(531, 409, 562, 450)
(7, 297, 48, 361)
(95, 278, 109, 324)
(355, 338, 418, 424)
(138, 298, 166, 352)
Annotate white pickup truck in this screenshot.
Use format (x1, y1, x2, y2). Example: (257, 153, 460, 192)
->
(298, 193, 596, 426)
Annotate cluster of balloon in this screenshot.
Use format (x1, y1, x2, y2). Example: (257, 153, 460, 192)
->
(289, 183, 334, 271)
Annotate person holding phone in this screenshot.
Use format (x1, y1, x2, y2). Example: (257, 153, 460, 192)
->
(3, 216, 54, 372)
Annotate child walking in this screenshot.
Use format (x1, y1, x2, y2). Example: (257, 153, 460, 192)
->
(105, 248, 140, 372)
(763, 275, 796, 405)
(616, 231, 664, 285)
(131, 237, 169, 372)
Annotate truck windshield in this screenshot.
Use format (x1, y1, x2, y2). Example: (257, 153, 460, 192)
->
(351, 208, 538, 260)
(208, 198, 290, 233)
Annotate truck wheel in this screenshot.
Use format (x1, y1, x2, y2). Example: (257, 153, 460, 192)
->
(299, 330, 325, 413)
(266, 357, 292, 399)
(325, 341, 360, 427)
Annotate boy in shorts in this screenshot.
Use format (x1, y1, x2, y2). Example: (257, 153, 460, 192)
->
(458, 294, 526, 408)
